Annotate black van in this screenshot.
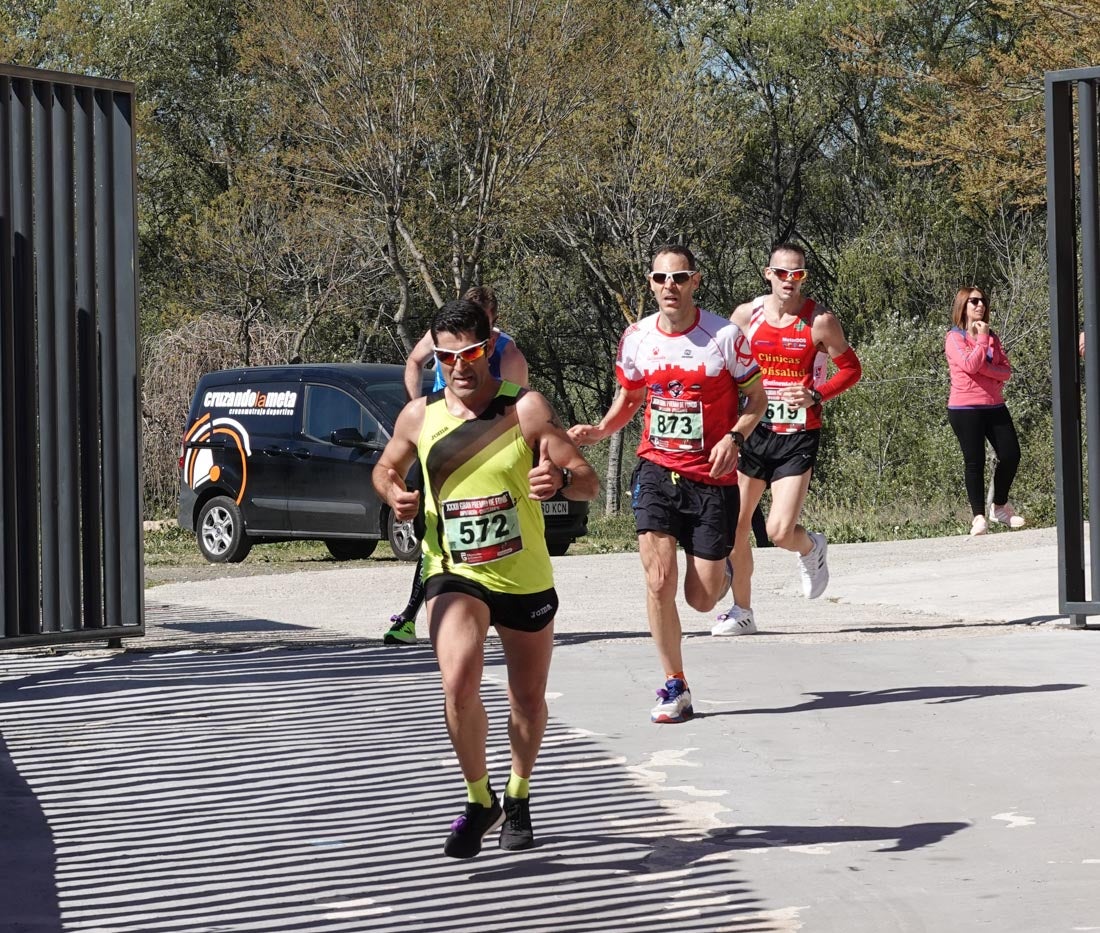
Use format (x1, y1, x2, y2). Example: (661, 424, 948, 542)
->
(177, 364, 588, 563)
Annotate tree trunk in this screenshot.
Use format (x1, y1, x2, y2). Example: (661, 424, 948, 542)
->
(606, 428, 624, 513)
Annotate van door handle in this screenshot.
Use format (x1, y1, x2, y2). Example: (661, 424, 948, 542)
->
(291, 448, 312, 460)
(261, 445, 284, 456)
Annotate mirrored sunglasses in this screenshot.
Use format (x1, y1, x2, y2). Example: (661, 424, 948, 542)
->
(769, 267, 807, 282)
(433, 339, 489, 366)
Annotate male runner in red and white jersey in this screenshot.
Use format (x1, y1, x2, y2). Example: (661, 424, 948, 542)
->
(712, 242, 861, 636)
(570, 245, 767, 723)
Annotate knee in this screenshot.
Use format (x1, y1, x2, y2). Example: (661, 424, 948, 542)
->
(440, 666, 482, 706)
(685, 588, 716, 613)
(768, 519, 799, 550)
(510, 687, 546, 722)
(644, 560, 677, 601)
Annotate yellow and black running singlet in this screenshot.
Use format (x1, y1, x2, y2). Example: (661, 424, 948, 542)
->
(419, 381, 552, 594)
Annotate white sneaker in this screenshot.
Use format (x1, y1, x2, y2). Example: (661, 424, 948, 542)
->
(712, 605, 757, 636)
(970, 514, 988, 536)
(989, 503, 1025, 529)
(650, 678, 693, 724)
(798, 531, 829, 599)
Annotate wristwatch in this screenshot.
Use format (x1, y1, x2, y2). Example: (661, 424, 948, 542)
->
(560, 466, 573, 489)
(727, 430, 745, 447)
(809, 388, 823, 405)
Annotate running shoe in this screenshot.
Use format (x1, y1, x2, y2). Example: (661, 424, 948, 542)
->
(443, 792, 504, 859)
(798, 531, 829, 599)
(651, 678, 693, 724)
(712, 604, 757, 636)
(499, 794, 535, 851)
(989, 504, 1026, 529)
(383, 615, 417, 645)
(970, 515, 988, 536)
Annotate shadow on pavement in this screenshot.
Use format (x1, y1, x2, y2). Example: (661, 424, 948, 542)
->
(724, 682, 1085, 715)
(0, 728, 61, 932)
(0, 644, 789, 933)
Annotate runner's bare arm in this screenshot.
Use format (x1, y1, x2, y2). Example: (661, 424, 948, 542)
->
(372, 399, 426, 520)
(403, 330, 436, 401)
(567, 385, 646, 447)
(519, 392, 599, 502)
(708, 377, 767, 478)
(729, 300, 753, 330)
(499, 340, 530, 386)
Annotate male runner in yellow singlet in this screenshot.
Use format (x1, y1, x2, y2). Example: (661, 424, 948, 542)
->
(373, 298, 598, 859)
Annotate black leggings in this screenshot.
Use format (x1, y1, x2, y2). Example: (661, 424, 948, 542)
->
(947, 406, 1021, 516)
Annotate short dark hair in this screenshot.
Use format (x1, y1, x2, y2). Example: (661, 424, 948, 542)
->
(653, 244, 697, 270)
(431, 299, 491, 343)
(769, 242, 806, 266)
(462, 285, 498, 318)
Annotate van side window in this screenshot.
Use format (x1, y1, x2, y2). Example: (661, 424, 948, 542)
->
(303, 385, 381, 443)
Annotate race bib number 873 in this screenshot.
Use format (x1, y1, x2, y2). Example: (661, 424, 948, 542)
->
(442, 491, 523, 565)
(648, 396, 704, 451)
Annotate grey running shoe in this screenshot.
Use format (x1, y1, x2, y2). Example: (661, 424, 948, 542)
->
(443, 792, 504, 859)
(798, 531, 829, 599)
(500, 795, 535, 850)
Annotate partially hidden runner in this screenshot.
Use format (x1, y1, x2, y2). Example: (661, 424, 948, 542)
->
(569, 244, 766, 724)
(373, 298, 598, 858)
(713, 242, 861, 636)
(384, 285, 529, 645)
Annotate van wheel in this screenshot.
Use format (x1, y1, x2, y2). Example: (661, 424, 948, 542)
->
(546, 537, 571, 557)
(387, 511, 420, 561)
(197, 496, 252, 563)
(324, 539, 378, 561)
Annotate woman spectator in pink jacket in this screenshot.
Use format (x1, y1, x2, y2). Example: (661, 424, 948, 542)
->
(945, 286, 1025, 536)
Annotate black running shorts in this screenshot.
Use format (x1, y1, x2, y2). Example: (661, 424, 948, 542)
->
(424, 574, 558, 633)
(629, 458, 739, 560)
(738, 428, 820, 484)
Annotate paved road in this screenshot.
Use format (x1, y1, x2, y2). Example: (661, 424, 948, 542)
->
(3, 526, 1100, 932)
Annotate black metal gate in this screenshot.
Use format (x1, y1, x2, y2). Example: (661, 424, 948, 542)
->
(1048, 65, 1100, 628)
(0, 63, 143, 648)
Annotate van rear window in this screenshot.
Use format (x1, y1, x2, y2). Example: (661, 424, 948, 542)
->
(363, 381, 409, 424)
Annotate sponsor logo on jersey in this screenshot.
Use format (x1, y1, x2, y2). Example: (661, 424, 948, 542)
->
(668, 380, 684, 397)
(782, 337, 808, 349)
(651, 384, 665, 395)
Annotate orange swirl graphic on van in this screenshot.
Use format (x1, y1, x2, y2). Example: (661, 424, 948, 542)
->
(183, 416, 253, 505)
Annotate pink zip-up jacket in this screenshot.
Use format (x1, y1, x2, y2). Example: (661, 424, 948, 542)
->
(945, 326, 1012, 408)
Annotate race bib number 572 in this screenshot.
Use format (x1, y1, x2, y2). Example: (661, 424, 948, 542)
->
(442, 491, 523, 565)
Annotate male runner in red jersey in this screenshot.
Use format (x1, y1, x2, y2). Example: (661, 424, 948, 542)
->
(570, 245, 767, 722)
(712, 242, 861, 636)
